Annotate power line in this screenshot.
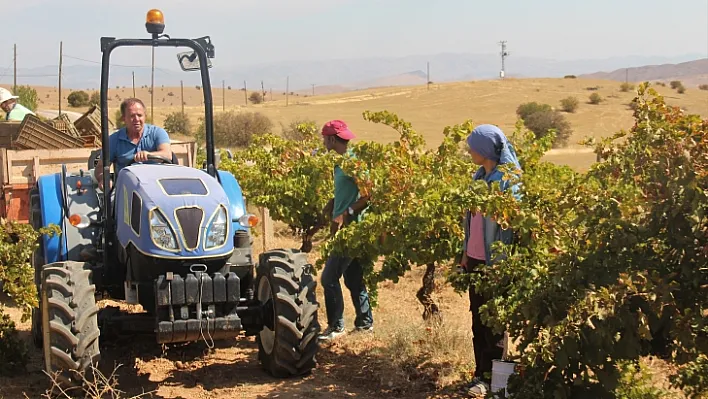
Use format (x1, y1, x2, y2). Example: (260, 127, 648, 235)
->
(63, 54, 174, 74)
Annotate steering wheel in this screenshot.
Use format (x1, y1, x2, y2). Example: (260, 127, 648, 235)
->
(126, 154, 175, 167)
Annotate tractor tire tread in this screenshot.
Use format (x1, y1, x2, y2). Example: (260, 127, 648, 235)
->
(256, 249, 320, 378)
(42, 261, 101, 389)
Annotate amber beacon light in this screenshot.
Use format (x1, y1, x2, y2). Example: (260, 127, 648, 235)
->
(145, 9, 165, 35)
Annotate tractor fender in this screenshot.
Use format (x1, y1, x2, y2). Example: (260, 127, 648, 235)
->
(217, 170, 248, 234)
(37, 174, 66, 264)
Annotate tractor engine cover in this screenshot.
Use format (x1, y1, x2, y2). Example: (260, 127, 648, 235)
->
(115, 164, 234, 260)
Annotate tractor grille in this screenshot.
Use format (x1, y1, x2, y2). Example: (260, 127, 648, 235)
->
(175, 208, 203, 250)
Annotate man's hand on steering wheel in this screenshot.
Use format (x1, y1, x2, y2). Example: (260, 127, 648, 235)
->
(128, 151, 174, 166)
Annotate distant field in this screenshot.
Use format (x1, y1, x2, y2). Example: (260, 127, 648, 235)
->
(6, 77, 707, 171)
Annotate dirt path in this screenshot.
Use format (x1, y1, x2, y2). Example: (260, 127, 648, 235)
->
(0, 305, 405, 399)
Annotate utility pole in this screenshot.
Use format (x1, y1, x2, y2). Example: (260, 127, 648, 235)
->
(427, 61, 430, 90)
(243, 80, 248, 104)
(286, 76, 289, 107)
(132, 71, 136, 97)
(499, 40, 509, 79)
(180, 80, 184, 115)
(261, 80, 265, 101)
(150, 46, 155, 122)
(222, 79, 225, 111)
(270, 88, 273, 101)
(13, 44, 17, 93)
(311, 84, 315, 96)
(58, 41, 63, 115)
(625, 68, 628, 84)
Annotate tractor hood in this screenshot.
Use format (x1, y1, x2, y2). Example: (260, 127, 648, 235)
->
(115, 164, 234, 259)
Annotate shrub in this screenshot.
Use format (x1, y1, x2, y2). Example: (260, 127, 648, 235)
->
(698, 84, 708, 91)
(656, 81, 667, 87)
(196, 86, 201, 90)
(0, 310, 27, 375)
(676, 85, 686, 94)
(522, 108, 573, 147)
(559, 96, 579, 113)
(163, 112, 192, 136)
(13, 85, 38, 112)
(620, 82, 634, 92)
(589, 92, 603, 104)
(67, 90, 89, 107)
(89, 91, 100, 106)
(563, 75, 577, 79)
(197, 111, 273, 148)
(669, 80, 682, 89)
(516, 102, 552, 120)
(249, 91, 264, 104)
(281, 117, 318, 141)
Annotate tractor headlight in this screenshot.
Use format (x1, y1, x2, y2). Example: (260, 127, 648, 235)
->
(149, 210, 178, 250)
(205, 206, 228, 249)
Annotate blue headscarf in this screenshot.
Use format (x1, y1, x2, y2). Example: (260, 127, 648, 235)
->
(466, 124, 521, 172)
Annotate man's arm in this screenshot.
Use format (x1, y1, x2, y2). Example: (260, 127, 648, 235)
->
(135, 127, 172, 162)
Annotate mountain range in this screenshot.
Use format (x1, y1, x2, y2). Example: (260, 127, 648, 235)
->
(5, 52, 706, 93)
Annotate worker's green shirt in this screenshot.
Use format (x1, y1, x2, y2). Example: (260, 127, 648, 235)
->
(333, 150, 363, 221)
(5, 104, 34, 122)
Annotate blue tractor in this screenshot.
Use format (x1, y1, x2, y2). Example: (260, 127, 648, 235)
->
(29, 9, 320, 387)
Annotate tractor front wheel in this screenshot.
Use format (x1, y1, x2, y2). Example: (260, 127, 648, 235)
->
(41, 261, 101, 388)
(255, 249, 320, 377)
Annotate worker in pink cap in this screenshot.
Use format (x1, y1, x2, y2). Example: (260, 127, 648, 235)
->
(318, 119, 374, 341)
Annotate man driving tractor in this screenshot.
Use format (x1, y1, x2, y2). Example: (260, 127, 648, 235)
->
(95, 98, 172, 189)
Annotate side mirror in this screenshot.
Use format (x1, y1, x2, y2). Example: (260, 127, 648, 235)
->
(177, 51, 212, 72)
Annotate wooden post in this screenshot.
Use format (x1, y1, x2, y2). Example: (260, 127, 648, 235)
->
(58, 42, 63, 115)
(180, 80, 184, 114)
(132, 71, 136, 97)
(259, 207, 273, 251)
(243, 80, 248, 105)
(13, 44, 16, 93)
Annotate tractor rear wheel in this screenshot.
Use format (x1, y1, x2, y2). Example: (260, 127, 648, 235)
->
(41, 261, 101, 388)
(256, 249, 320, 377)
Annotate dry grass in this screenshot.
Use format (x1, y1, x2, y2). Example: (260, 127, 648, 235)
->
(6, 77, 706, 172)
(41, 364, 155, 399)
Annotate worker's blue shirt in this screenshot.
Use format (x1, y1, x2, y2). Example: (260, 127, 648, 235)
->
(108, 124, 170, 174)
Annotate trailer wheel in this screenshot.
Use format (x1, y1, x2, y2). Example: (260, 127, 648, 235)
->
(256, 249, 320, 377)
(41, 261, 101, 388)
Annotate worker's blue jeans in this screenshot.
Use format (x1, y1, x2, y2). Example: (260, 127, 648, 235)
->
(321, 255, 373, 330)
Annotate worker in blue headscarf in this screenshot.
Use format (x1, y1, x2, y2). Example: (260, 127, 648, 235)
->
(459, 124, 522, 396)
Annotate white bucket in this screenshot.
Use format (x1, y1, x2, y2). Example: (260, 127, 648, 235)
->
(491, 359, 517, 396)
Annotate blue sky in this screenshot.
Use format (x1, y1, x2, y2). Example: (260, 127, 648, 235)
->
(3, 0, 707, 70)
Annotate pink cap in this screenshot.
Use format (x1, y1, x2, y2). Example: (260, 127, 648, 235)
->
(321, 119, 356, 140)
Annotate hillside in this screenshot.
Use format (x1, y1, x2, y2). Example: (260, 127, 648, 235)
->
(4, 77, 706, 172)
(579, 58, 708, 86)
(7, 53, 704, 92)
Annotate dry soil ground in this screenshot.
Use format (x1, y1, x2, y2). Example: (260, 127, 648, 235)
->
(0, 228, 478, 399)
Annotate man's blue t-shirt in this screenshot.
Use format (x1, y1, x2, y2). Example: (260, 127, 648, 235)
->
(108, 124, 170, 174)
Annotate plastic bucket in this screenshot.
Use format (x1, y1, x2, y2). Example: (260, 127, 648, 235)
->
(491, 359, 517, 396)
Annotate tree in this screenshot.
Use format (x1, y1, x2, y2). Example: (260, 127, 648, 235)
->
(196, 111, 273, 148)
(14, 85, 38, 112)
(67, 91, 89, 107)
(89, 91, 100, 106)
(163, 112, 192, 136)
